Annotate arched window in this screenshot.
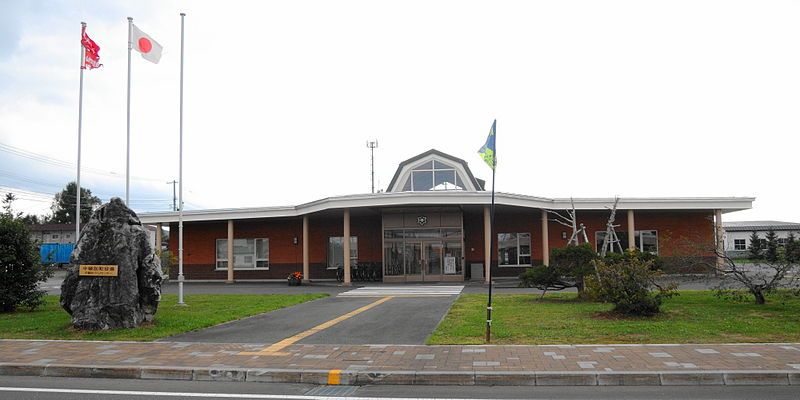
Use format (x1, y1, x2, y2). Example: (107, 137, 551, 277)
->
(402, 160, 465, 191)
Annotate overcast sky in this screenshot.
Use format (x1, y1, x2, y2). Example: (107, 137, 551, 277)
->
(1, 0, 798, 222)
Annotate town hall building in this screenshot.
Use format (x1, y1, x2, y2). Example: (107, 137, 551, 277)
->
(139, 149, 753, 283)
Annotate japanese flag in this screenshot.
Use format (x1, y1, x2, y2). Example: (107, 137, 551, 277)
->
(131, 24, 163, 64)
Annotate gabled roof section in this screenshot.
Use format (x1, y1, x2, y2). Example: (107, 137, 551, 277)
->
(386, 149, 485, 192)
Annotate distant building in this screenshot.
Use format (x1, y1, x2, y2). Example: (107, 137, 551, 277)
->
(27, 222, 157, 249)
(723, 221, 800, 258)
(27, 223, 77, 244)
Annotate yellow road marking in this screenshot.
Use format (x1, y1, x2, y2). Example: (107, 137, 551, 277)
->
(327, 369, 341, 385)
(240, 296, 393, 356)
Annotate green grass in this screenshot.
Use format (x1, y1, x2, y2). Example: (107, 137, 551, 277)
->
(428, 291, 800, 345)
(0, 294, 327, 341)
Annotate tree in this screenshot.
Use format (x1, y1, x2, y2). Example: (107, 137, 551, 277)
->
(0, 214, 51, 312)
(3, 193, 48, 225)
(585, 253, 677, 316)
(764, 228, 779, 262)
(519, 244, 597, 298)
(2, 193, 18, 219)
(546, 198, 589, 246)
(786, 232, 799, 264)
(50, 182, 101, 225)
(708, 249, 799, 305)
(747, 231, 763, 260)
(19, 214, 45, 225)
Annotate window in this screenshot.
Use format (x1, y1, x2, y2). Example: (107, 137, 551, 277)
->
(405, 160, 465, 191)
(595, 230, 659, 254)
(777, 238, 788, 247)
(733, 239, 747, 251)
(215, 238, 269, 269)
(328, 236, 357, 269)
(52, 234, 59, 239)
(498, 233, 531, 266)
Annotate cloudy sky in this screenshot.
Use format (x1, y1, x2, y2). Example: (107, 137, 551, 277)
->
(1, 0, 798, 222)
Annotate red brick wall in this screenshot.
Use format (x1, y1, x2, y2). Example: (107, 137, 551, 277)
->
(168, 208, 715, 280)
(168, 213, 382, 280)
(462, 208, 716, 278)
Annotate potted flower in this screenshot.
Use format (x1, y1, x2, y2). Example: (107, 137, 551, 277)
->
(287, 271, 303, 286)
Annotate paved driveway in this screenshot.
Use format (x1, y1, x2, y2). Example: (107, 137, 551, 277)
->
(162, 286, 462, 345)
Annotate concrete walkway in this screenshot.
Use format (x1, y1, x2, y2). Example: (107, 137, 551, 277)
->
(1, 340, 799, 386)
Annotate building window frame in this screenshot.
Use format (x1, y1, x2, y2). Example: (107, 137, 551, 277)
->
(327, 236, 358, 270)
(215, 238, 269, 270)
(595, 230, 659, 255)
(733, 239, 747, 251)
(497, 232, 532, 267)
(407, 160, 464, 191)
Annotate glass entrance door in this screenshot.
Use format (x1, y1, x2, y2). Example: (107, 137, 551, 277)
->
(401, 241, 443, 281)
(404, 242, 423, 281)
(423, 242, 442, 281)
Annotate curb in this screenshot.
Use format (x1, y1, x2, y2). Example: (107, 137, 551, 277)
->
(1, 363, 798, 386)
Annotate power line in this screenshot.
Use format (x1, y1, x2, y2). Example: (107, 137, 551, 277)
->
(0, 142, 164, 183)
(0, 185, 202, 211)
(0, 169, 203, 209)
(0, 143, 210, 210)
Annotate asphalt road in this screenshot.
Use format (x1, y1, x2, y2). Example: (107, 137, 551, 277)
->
(2, 376, 799, 400)
(162, 294, 458, 345)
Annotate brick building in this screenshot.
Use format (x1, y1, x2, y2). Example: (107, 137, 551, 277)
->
(139, 149, 753, 283)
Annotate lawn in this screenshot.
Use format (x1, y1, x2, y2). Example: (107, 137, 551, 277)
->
(428, 291, 800, 345)
(0, 294, 326, 341)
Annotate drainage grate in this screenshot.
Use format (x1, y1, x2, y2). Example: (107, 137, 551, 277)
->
(305, 385, 359, 396)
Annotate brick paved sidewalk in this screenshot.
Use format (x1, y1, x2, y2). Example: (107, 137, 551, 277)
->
(1, 340, 799, 386)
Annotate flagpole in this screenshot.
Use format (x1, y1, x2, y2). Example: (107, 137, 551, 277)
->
(178, 12, 186, 305)
(76, 22, 86, 241)
(125, 17, 132, 206)
(486, 120, 496, 343)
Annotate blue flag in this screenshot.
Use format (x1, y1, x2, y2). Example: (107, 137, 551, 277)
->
(478, 119, 496, 170)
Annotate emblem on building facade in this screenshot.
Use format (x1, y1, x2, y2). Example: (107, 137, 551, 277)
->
(417, 215, 428, 226)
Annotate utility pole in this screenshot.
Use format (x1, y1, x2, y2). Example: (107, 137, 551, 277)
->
(167, 180, 177, 211)
(366, 140, 378, 193)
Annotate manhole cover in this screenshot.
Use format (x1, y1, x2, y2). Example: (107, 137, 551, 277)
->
(305, 385, 358, 396)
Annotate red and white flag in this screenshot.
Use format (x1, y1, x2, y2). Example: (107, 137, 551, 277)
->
(81, 25, 102, 69)
(131, 24, 163, 64)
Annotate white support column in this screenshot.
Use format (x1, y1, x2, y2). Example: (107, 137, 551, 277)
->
(227, 220, 234, 283)
(155, 223, 162, 253)
(302, 215, 309, 283)
(715, 209, 724, 269)
(484, 205, 491, 284)
(627, 210, 636, 250)
(343, 209, 351, 286)
(541, 209, 549, 266)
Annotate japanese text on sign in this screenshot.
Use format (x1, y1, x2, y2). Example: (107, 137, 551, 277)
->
(79, 265, 118, 277)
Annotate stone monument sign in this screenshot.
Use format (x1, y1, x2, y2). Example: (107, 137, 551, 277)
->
(60, 198, 164, 330)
